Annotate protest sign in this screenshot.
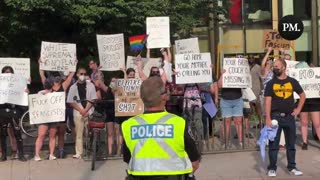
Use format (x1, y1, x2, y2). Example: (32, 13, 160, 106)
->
(29, 92, 65, 124)
(175, 38, 200, 54)
(288, 67, 320, 98)
(222, 58, 251, 88)
(263, 30, 290, 50)
(0, 74, 28, 106)
(114, 79, 144, 116)
(40, 41, 77, 72)
(285, 60, 299, 75)
(126, 56, 161, 78)
(175, 53, 212, 84)
(146, 16, 170, 49)
(0, 58, 30, 80)
(97, 34, 125, 71)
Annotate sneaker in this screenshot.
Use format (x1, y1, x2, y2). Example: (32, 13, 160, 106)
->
(245, 133, 254, 139)
(267, 170, 276, 177)
(73, 154, 81, 159)
(58, 149, 65, 159)
(11, 152, 18, 160)
(49, 154, 56, 160)
(34, 155, 42, 161)
(301, 143, 308, 150)
(290, 168, 303, 176)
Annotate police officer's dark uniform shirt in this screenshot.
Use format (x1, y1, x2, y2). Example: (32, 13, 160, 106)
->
(122, 111, 201, 163)
(264, 77, 303, 113)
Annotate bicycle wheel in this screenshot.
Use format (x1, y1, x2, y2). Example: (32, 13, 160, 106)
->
(19, 111, 38, 138)
(91, 131, 97, 171)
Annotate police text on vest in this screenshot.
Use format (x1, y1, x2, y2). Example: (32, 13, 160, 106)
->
(131, 124, 174, 139)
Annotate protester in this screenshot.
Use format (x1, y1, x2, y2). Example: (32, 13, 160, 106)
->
(39, 68, 75, 158)
(34, 77, 58, 161)
(89, 59, 104, 99)
(248, 54, 262, 122)
(265, 59, 305, 177)
(122, 77, 200, 179)
(218, 70, 244, 146)
(67, 67, 97, 159)
(0, 66, 27, 161)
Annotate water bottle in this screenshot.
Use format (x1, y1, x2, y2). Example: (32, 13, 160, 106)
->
(271, 119, 278, 129)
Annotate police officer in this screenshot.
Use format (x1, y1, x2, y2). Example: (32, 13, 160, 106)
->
(122, 77, 200, 180)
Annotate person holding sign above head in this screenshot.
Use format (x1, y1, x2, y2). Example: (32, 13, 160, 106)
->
(264, 59, 305, 177)
(137, 54, 167, 83)
(67, 67, 97, 159)
(122, 77, 200, 180)
(218, 69, 244, 147)
(0, 66, 27, 162)
(89, 59, 104, 99)
(34, 77, 58, 161)
(39, 66, 76, 159)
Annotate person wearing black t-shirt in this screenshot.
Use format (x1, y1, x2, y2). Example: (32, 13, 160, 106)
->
(264, 59, 305, 177)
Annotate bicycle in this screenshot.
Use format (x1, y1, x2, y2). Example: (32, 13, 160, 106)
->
(75, 97, 113, 171)
(169, 95, 204, 154)
(19, 110, 38, 138)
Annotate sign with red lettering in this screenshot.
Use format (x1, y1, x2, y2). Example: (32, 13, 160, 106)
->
(263, 30, 291, 50)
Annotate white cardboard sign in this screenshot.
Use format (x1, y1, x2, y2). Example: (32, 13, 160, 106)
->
(175, 53, 212, 84)
(29, 92, 65, 124)
(146, 17, 170, 49)
(126, 56, 161, 78)
(222, 58, 252, 88)
(0, 74, 28, 106)
(175, 38, 200, 54)
(40, 41, 77, 72)
(97, 34, 125, 71)
(0, 58, 30, 80)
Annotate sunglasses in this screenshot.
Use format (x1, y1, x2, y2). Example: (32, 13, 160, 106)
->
(79, 73, 87, 75)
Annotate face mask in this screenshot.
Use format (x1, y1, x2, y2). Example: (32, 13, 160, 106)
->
(273, 68, 282, 77)
(150, 72, 160, 77)
(79, 75, 85, 81)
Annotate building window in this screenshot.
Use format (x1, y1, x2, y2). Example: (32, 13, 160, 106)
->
(293, 0, 311, 19)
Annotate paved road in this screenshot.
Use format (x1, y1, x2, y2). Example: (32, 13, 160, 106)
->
(1, 144, 320, 180)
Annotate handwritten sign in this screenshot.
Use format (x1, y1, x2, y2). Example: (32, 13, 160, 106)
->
(222, 58, 251, 88)
(29, 92, 65, 124)
(126, 56, 161, 78)
(97, 34, 125, 71)
(146, 17, 170, 49)
(0, 58, 30, 80)
(263, 30, 290, 50)
(175, 53, 212, 84)
(175, 38, 200, 54)
(0, 74, 28, 106)
(288, 67, 320, 98)
(40, 41, 77, 72)
(115, 79, 144, 116)
(285, 60, 299, 75)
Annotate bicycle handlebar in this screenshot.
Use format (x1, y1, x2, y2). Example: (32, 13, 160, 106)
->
(169, 95, 203, 101)
(73, 96, 114, 104)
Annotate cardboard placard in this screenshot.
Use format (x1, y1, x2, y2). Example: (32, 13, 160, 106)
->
(0, 58, 30, 80)
(263, 30, 290, 50)
(0, 74, 28, 106)
(222, 58, 252, 88)
(97, 34, 125, 71)
(175, 53, 212, 84)
(146, 16, 170, 49)
(29, 92, 65, 124)
(40, 41, 77, 72)
(175, 38, 200, 54)
(114, 79, 144, 117)
(288, 67, 320, 99)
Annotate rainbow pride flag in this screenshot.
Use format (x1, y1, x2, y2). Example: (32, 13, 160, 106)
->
(129, 34, 147, 51)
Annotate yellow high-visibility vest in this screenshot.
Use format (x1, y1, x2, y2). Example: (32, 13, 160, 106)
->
(122, 111, 193, 176)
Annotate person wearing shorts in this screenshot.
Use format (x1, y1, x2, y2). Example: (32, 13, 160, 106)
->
(218, 70, 243, 146)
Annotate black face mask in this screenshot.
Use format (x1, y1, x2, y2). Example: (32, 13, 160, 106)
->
(150, 72, 160, 77)
(273, 68, 282, 77)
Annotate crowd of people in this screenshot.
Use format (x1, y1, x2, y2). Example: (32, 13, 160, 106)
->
(0, 46, 319, 177)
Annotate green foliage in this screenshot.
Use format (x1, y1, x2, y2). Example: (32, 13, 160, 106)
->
(0, 0, 227, 82)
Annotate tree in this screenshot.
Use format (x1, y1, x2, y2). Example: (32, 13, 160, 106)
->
(0, 0, 227, 81)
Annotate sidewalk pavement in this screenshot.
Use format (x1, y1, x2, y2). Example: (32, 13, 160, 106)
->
(1, 145, 320, 180)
